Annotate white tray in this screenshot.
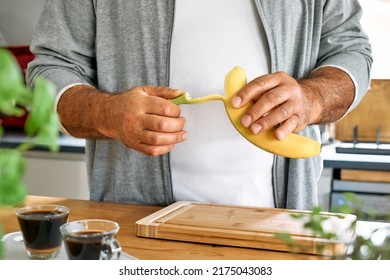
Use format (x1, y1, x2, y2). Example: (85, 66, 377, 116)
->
(1, 231, 137, 260)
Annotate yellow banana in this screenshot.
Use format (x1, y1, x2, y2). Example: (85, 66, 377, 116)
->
(170, 66, 321, 158)
(223, 66, 321, 158)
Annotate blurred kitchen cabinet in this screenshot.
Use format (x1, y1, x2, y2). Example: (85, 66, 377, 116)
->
(22, 151, 89, 200)
(336, 79, 390, 143)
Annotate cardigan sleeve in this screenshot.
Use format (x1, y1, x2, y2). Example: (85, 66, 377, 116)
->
(26, 0, 97, 93)
(317, 0, 373, 113)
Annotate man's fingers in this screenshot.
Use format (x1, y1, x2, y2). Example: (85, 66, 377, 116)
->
(141, 85, 183, 99)
(138, 130, 187, 147)
(133, 93, 181, 118)
(241, 87, 291, 128)
(247, 101, 295, 134)
(140, 114, 186, 133)
(274, 114, 300, 140)
(231, 72, 286, 108)
(137, 143, 176, 157)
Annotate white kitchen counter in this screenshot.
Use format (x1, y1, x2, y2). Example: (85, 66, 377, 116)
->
(0, 132, 85, 154)
(321, 142, 390, 171)
(320, 142, 390, 221)
(1, 132, 88, 199)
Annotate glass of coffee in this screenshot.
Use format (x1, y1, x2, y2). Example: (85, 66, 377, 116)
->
(60, 219, 121, 260)
(16, 204, 70, 259)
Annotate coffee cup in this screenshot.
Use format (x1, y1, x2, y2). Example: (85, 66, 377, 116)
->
(16, 204, 70, 259)
(60, 219, 121, 260)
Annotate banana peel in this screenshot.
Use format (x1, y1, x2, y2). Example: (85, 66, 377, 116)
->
(170, 66, 321, 159)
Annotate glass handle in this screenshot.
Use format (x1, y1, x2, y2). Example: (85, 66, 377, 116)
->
(100, 236, 122, 260)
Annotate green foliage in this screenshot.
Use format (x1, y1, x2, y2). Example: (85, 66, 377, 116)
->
(332, 192, 390, 259)
(0, 49, 31, 118)
(275, 192, 390, 260)
(0, 47, 60, 259)
(291, 206, 338, 240)
(0, 149, 27, 206)
(0, 226, 3, 258)
(348, 230, 390, 260)
(274, 232, 299, 252)
(276, 206, 341, 254)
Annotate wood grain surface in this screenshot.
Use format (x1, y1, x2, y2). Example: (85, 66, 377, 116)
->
(341, 169, 390, 183)
(336, 79, 390, 142)
(0, 196, 328, 260)
(136, 201, 357, 257)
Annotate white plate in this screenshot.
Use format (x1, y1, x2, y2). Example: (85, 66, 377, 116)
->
(1, 231, 137, 260)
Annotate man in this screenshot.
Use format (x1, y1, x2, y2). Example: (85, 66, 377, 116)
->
(27, 0, 372, 210)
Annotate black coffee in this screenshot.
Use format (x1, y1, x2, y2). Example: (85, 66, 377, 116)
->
(64, 230, 108, 260)
(17, 210, 68, 253)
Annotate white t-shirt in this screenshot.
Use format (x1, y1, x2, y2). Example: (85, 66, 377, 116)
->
(169, 0, 275, 207)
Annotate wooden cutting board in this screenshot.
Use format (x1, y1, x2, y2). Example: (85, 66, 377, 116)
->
(136, 201, 356, 257)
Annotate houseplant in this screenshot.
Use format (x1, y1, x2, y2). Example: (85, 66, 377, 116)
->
(275, 192, 390, 259)
(0, 48, 59, 258)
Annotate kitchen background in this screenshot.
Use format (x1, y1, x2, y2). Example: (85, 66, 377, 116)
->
(0, 0, 389, 217)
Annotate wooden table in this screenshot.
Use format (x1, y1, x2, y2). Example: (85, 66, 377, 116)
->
(0, 195, 323, 260)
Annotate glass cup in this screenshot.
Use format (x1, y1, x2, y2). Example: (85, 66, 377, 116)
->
(60, 219, 121, 260)
(16, 204, 70, 259)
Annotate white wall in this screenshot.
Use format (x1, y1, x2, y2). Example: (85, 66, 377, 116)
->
(358, 0, 390, 79)
(0, 0, 46, 46)
(0, 0, 389, 73)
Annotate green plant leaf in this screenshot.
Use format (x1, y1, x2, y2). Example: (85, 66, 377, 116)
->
(0, 47, 59, 210)
(24, 76, 60, 152)
(290, 212, 305, 219)
(0, 49, 32, 116)
(274, 193, 390, 259)
(0, 150, 27, 206)
(0, 226, 4, 260)
(0, 149, 25, 179)
(0, 179, 27, 206)
(25, 77, 56, 134)
(0, 48, 24, 90)
(274, 232, 295, 246)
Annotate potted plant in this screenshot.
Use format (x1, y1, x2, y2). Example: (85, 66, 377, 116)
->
(275, 193, 390, 259)
(0, 48, 60, 258)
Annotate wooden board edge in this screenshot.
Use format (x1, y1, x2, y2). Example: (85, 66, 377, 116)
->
(135, 201, 194, 237)
(147, 224, 352, 256)
(135, 201, 357, 256)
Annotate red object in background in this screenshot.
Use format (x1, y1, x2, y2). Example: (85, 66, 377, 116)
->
(7, 46, 35, 75)
(1, 46, 34, 131)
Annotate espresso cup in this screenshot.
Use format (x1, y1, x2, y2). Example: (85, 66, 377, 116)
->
(16, 204, 70, 259)
(60, 219, 121, 260)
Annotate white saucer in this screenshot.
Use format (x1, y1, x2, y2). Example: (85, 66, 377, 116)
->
(1, 231, 137, 260)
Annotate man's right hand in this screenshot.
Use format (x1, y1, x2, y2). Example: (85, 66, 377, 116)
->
(57, 85, 187, 156)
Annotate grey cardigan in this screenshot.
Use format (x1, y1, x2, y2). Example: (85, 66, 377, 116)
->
(27, 0, 372, 210)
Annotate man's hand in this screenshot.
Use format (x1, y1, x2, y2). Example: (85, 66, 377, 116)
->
(108, 86, 187, 156)
(58, 85, 187, 156)
(231, 67, 355, 140)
